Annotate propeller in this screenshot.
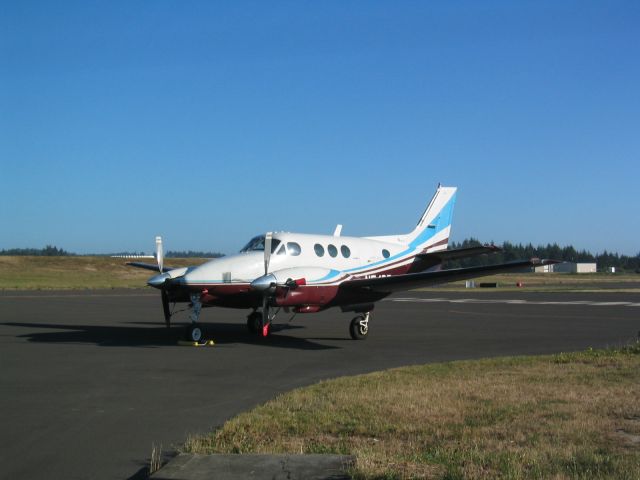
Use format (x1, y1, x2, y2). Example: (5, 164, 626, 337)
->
(145, 236, 190, 328)
(249, 232, 307, 336)
(246, 232, 276, 336)
(152, 236, 171, 327)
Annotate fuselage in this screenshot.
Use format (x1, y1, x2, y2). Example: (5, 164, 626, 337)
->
(163, 230, 446, 310)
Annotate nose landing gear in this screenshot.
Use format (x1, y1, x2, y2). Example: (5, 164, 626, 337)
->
(185, 293, 203, 342)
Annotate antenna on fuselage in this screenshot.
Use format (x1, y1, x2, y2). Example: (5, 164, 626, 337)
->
(333, 224, 343, 237)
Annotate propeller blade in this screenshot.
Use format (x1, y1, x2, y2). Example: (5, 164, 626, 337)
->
(156, 236, 164, 273)
(264, 232, 273, 275)
(161, 288, 171, 327)
(261, 294, 270, 336)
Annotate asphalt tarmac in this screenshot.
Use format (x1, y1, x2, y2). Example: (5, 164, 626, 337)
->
(1, 289, 639, 480)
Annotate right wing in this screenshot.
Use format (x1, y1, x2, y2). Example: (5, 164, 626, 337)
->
(341, 258, 557, 293)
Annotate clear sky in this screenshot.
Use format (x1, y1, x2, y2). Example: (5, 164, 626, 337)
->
(2, 1, 639, 255)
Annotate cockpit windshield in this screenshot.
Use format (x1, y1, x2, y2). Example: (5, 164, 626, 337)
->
(240, 235, 281, 253)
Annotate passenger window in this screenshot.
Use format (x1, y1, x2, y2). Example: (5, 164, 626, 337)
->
(275, 243, 286, 255)
(314, 244, 325, 257)
(382, 249, 390, 258)
(287, 242, 301, 256)
(328, 244, 338, 257)
(341, 245, 351, 258)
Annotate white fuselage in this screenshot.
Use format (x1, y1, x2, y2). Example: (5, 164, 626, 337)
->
(180, 225, 450, 288)
(180, 232, 405, 286)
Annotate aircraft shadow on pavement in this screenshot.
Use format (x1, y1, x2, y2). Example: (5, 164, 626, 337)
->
(1, 321, 338, 351)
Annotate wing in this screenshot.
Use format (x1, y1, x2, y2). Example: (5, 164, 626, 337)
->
(341, 258, 557, 293)
(126, 262, 179, 272)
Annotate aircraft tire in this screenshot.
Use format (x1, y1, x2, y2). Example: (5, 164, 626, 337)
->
(349, 315, 368, 340)
(186, 324, 203, 343)
(247, 312, 261, 335)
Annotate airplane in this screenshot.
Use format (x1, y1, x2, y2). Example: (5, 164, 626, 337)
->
(128, 185, 556, 342)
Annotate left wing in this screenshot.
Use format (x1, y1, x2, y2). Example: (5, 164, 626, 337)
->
(126, 262, 181, 272)
(341, 258, 557, 293)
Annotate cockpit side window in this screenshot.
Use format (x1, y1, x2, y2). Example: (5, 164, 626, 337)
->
(275, 243, 286, 255)
(240, 235, 264, 252)
(240, 235, 281, 253)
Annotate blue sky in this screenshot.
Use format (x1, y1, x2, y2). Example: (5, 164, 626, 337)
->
(2, 1, 639, 255)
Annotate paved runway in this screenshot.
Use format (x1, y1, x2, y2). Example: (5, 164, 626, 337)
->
(1, 290, 638, 480)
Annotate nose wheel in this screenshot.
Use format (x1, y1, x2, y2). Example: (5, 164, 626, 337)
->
(349, 312, 370, 340)
(185, 324, 203, 342)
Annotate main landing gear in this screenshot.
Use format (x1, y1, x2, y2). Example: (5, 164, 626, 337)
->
(349, 312, 370, 340)
(246, 307, 275, 338)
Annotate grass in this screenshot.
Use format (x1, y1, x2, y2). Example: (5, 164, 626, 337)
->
(149, 443, 163, 476)
(426, 272, 640, 293)
(184, 343, 640, 479)
(0, 256, 206, 290)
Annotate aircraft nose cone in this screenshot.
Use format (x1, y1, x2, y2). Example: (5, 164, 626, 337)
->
(148, 272, 170, 288)
(250, 273, 277, 292)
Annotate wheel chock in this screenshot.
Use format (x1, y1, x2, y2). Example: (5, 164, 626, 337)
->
(177, 339, 215, 347)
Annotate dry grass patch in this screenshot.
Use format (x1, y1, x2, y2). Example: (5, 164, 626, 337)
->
(184, 344, 640, 479)
(0, 256, 207, 289)
(426, 273, 640, 292)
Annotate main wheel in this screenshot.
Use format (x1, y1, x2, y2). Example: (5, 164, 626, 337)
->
(247, 312, 261, 335)
(186, 324, 203, 342)
(349, 315, 369, 340)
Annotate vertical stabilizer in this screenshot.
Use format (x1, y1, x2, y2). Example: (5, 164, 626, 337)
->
(404, 186, 457, 252)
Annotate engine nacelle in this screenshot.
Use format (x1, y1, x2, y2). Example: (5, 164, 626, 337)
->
(266, 267, 341, 308)
(268, 267, 336, 285)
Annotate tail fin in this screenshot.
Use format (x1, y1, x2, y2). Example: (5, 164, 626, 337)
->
(404, 185, 457, 252)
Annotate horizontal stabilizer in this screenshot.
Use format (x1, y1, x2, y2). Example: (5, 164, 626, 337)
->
(417, 245, 501, 262)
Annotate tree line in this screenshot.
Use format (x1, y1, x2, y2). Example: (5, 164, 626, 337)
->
(0, 246, 224, 258)
(0, 245, 72, 256)
(2, 241, 638, 272)
(165, 250, 224, 258)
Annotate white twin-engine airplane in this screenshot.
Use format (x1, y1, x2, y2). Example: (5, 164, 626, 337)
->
(128, 185, 554, 342)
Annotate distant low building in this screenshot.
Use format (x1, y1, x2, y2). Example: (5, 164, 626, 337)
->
(534, 264, 554, 273)
(551, 262, 597, 274)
